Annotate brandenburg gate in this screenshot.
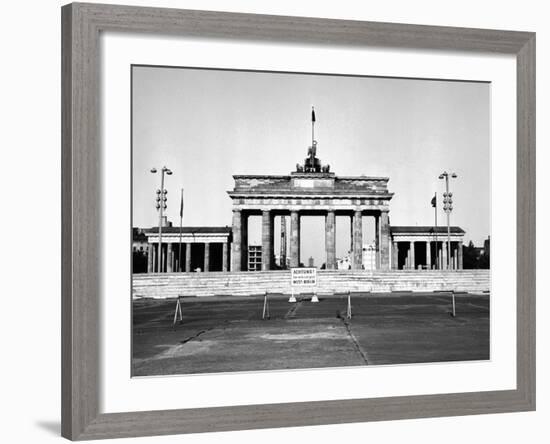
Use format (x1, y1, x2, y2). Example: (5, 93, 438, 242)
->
(228, 141, 394, 271)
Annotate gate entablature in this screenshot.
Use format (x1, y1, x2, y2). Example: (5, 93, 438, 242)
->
(228, 173, 393, 212)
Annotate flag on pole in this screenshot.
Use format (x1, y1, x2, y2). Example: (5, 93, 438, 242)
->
(311, 107, 316, 122)
(431, 194, 437, 208)
(180, 189, 184, 218)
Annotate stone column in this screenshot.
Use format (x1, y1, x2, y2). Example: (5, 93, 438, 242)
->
(231, 209, 242, 271)
(350, 216, 354, 256)
(290, 211, 300, 268)
(242, 213, 249, 271)
(391, 241, 398, 269)
(185, 243, 192, 272)
(152, 244, 157, 273)
(352, 210, 363, 270)
(442, 242, 448, 270)
(426, 241, 431, 269)
(261, 210, 273, 271)
(280, 216, 287, 268)
(375, 215, 380, 269)
(379, 211, 391, 270)
(162, 245, 167, 272)
(147, 244, 153, 273)
(325, 210, 336, 269)
(222, 242, 228, 272)
(458, 242, 463, 269)
(158, 244, 163, 272)
(204, 243, 210, 272)
(166, 243, 173, 272)
(409, 241, 415, 270)
(453, 244, 458, 270)
(270, 213, 275, 268)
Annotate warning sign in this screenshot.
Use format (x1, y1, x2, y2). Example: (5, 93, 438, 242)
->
(291, 268, 317, 287)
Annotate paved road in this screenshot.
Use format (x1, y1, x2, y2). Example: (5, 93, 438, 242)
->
(132, 292, 489, 376)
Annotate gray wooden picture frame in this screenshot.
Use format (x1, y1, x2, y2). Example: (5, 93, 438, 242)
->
(61, 2, 536, 440)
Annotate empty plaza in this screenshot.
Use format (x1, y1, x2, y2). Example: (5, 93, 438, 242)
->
(132, 292, 490, 376)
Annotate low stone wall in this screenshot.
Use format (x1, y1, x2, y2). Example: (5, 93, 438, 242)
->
(132, 270, 490, 299)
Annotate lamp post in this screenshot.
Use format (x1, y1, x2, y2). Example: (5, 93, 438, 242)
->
(151, 166, 172, 272)
(438, 171, 457, 270)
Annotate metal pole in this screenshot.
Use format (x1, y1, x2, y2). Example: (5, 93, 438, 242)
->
(158, 170, 164, 273)
(446, 175, 451, 270)
(179, 188, 183, 272)
(310, 106, 316, 172)
(434, 192, 438, 269)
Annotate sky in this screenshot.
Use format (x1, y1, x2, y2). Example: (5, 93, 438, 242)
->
(132, 66, 490, 265)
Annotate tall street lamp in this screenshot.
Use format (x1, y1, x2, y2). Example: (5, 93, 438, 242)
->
(439, 171, 457, 270)
(151, 166, 172, 272)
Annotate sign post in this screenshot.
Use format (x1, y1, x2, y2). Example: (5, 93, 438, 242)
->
(290, 268, 318, 303)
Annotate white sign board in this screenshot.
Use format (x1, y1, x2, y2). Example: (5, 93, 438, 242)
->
(291, 268, 317, 287)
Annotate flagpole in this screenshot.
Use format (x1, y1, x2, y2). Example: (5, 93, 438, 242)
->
(179, 188, 183, 272)
(434, 192, 438, 269)
(311, 106, 315, 146)
(310, 106, 316, 172)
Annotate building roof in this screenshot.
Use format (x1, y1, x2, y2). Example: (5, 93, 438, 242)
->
(391, 226, 465, 234)
(142, 226, 231, 234)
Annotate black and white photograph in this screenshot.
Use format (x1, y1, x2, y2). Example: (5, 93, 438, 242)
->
(2, 0, 542, 442)
(131, 66, 491, 377)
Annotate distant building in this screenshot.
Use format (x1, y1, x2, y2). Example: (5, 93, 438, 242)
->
(337, 256, 351, 270)
(308, 256, 315, 267)
(132, 228, 148, 253)
(132, 228, 149, 273)
(463, 237, 490, 269)
(362, 244, 376, 271)
(248, 245, 262, 271)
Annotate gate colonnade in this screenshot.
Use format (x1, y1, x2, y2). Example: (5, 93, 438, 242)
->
(228, 171, 394, 271)
(145, 226, 231, 273)
(390, 226, 465, 270)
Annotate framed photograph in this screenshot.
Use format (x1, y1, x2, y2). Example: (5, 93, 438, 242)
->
(62, 2, 535, 440)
